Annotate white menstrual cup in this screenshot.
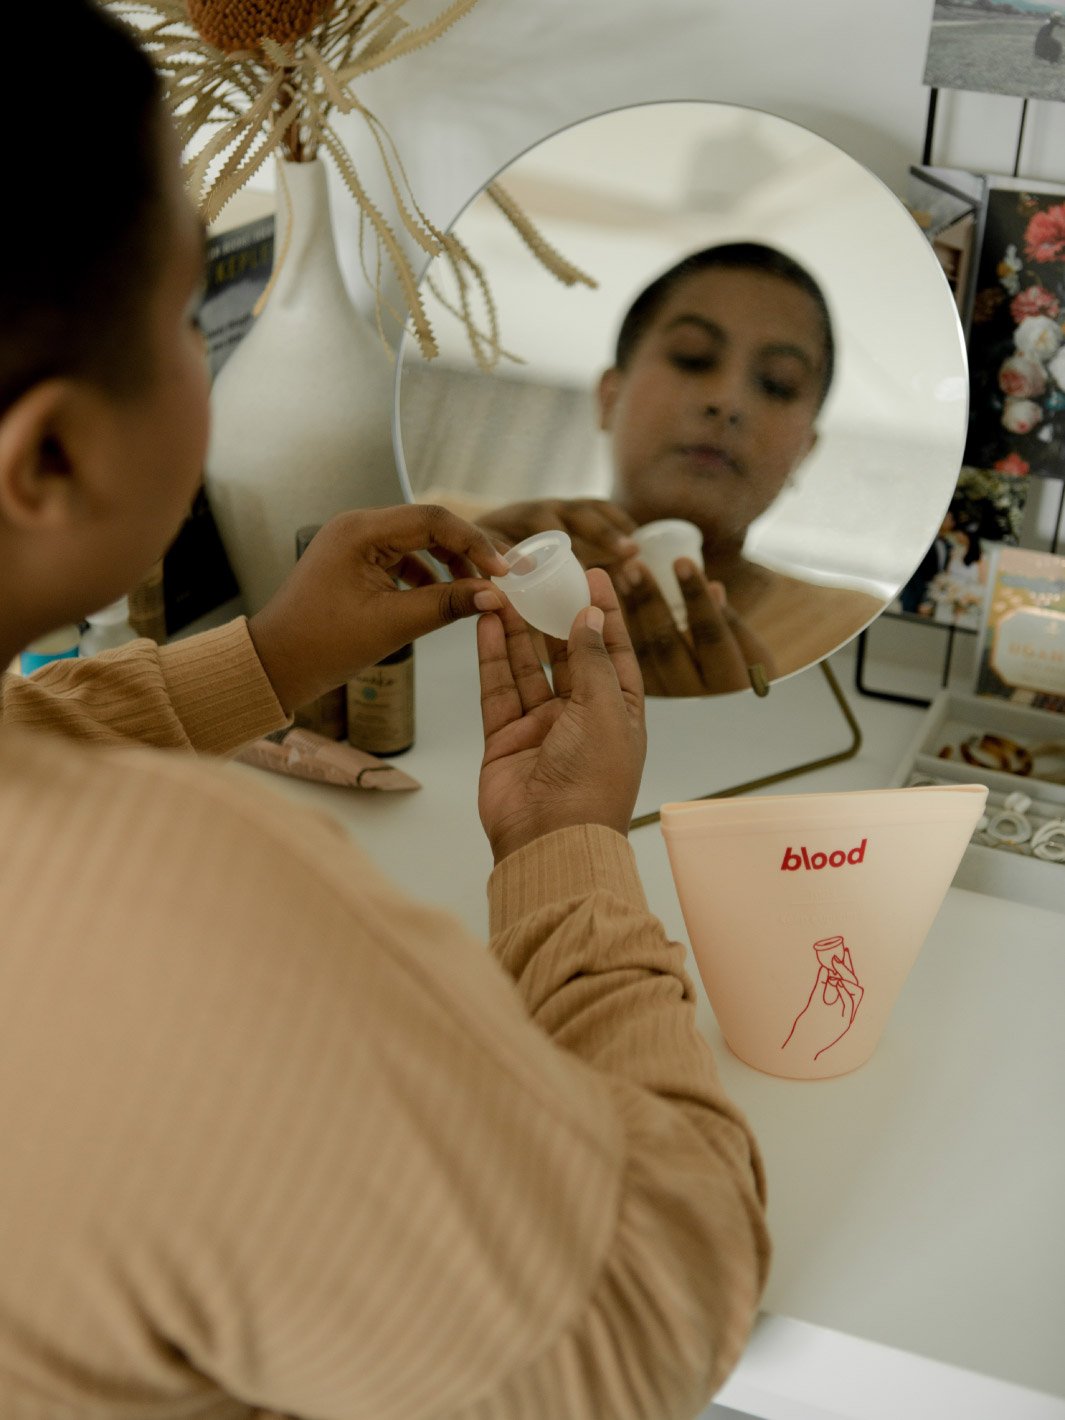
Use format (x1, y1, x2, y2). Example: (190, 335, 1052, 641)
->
(632, 519, 704, 627)
(660, 785, 988, 1079)
(491, 530, 592, 640)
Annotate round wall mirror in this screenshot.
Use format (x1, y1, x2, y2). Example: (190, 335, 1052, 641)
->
(393, 101, 969, 697)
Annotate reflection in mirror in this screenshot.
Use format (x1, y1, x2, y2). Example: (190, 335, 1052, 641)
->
(394, 102, 969, 696)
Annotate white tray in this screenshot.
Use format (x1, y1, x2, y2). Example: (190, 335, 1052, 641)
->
(891, 691, 1065, 914)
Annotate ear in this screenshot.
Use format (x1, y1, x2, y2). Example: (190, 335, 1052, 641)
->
(596, 367, 621, 432)
(0, 380, 89, 532)
(785, 428, 818, 487)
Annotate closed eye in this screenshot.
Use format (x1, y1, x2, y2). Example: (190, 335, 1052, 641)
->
(760, 376, 800, 400)
(671, 353, 714, 373)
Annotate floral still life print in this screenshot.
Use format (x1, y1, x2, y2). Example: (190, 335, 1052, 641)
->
(965, 177, 1065, 484)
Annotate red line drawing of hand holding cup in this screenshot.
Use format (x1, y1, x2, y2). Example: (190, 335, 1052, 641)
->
(781, 935, 864, 1061)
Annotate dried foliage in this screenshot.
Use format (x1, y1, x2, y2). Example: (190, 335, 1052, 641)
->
(106, 0, 595, 366)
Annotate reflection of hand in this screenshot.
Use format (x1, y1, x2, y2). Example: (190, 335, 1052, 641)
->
(477, 497, 638, 569)
(248, 505, 508, 715)
(781, 944, 864, 1061)
(612, 557, 777, 697)
(477, 569, 646, 864)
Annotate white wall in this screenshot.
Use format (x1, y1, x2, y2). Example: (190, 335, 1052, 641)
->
(328, 0, 1065, 305)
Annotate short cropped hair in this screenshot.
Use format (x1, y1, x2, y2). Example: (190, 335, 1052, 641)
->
(613, 241, 835, 407)
(1, 1, 165, 416)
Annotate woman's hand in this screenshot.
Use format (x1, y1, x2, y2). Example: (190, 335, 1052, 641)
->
(478, 497, 639, 569)
(613, 557, 777, 697)
(477, 568, 646, 863)
(248, 504, 509, 714)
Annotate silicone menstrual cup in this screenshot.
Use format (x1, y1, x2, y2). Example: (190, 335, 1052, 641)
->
(660, 785, 988, 1079)
(491, 530, 592, 639)
(632, 519, 703, 626)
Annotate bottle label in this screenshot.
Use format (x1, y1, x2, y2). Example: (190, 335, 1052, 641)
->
(20, 645, 79, 675)
(347, 657, 414, 755)
(295, 685, 348, 740)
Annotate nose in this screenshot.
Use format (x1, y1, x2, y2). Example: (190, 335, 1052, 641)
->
(703, 401, 742, 428)
(698, 364, 746, 427)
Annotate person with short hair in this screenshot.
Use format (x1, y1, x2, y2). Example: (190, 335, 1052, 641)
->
(479, 244, 883, 695)
(0, 3, 768, 1413)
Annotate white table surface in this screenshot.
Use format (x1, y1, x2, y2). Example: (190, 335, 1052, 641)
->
(237, 616, 1065, 1419)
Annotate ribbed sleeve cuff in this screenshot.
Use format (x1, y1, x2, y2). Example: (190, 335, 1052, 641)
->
(158, 618, 288, 756)
(488, 825, 648, 936)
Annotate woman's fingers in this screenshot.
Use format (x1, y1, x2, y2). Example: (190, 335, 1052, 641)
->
(366, 503, 510, 578)
(477, 498, 638, 571)
(563, 502, 639, 568)
(477, 612, 523, 742)
(617, 562, 704, 697)
(497, 598, 554, 714)
(709, 585, 778, 683)
(394, 553, 438, 589)
(677, 561, 755, 695)
(477, 598, 556, 740)
(588, 567, 644, 711)
(546, 568, 642, 707)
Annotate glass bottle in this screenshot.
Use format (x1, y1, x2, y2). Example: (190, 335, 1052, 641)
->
(79, 597, 138, 656)
(291, 525, 347, 739)
(347, 643, 414, 757)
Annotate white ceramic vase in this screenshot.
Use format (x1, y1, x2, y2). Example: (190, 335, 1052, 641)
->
(205, 157, 401, 615)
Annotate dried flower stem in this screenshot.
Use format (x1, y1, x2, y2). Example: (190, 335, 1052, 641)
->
(106, 0, 596, 368)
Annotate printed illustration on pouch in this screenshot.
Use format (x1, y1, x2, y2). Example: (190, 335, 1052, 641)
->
(781, 935, 864, 1061)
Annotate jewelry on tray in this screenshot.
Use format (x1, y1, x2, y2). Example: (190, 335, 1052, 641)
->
(954, 734, 1034, 776)
(1030, 742, 1065, 785)
(983, 791, 1034, 846)
(1031, 819, 1065, 863)
(937, 732, 1065, 782)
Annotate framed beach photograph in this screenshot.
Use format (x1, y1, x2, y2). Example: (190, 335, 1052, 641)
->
(964, 176, 1065, 482)
(924, 1, 1065, 105)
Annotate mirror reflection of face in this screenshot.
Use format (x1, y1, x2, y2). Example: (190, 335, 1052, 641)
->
(395, 100, 970, 702)
(598, 267, 824, 551)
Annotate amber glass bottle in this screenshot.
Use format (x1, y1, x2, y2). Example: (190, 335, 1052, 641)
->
(346, 643, 414, 756)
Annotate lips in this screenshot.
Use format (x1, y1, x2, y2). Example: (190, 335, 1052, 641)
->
(674, 443, 741, 475)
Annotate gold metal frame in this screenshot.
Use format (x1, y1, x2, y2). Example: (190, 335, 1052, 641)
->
(630, 660, 863, 830)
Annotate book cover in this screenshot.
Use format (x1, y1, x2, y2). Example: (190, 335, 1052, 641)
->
(200, 199, 275, 379)
(894, 465, 1029, 630)
(164, 195, 276, 633)
(974, 544, 1065, 711)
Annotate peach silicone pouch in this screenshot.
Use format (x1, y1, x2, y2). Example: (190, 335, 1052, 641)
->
(660, 785, 988, 1079)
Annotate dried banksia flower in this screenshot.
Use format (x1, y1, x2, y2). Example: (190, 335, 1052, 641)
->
(187, 0, 333, 53)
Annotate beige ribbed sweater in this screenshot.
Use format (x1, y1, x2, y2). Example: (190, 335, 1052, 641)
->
(0, 619, 768, 1419)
